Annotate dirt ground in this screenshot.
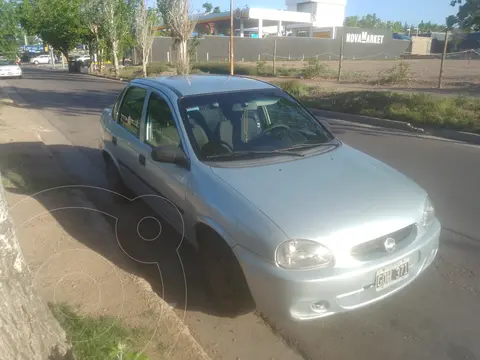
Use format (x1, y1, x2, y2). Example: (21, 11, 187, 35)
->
(258, 59, 480, 89)
(0, 97, 211, 360)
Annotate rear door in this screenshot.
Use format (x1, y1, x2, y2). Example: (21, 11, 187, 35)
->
(115, 84, 150, 195)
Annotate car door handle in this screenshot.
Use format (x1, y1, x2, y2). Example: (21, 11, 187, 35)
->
(112, 136, 117, 146)
(139, 154, 146, 166)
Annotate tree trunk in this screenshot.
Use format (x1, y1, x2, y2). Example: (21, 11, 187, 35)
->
(95, 31, 100, 73)
(0, 175, 71, 360)
(112, 40, 120, 77)
(99, 47, 104, 74)
(142, 58, 147, 78)
(176, 39, 189, 75)
(88, 41, 95, 73)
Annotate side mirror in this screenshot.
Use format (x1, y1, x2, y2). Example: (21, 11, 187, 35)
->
(151, 145, 190, 169)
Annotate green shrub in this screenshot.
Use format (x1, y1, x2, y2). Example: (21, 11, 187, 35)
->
(277, 80, 310, 97)
(376, 62, 412, 85)
(301, 59, 334, 79)
(192, 62, 258, 76)
(277, 67, 301, 76)
(146, 62, 168, 75)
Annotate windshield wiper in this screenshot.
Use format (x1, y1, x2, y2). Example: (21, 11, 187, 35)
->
(206, 149, 305, 160)
(282, 141, 339, 151)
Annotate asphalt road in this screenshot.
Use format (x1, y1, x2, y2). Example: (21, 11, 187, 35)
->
(4, 66, 480, 360)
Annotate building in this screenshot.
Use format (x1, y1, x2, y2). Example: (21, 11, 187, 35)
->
(157, 0, 347, 38)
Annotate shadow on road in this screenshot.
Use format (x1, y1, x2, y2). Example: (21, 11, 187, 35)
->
(0, 141, 222, 320)
(4, 67, 124, 118)
(331, 121, 479, 146)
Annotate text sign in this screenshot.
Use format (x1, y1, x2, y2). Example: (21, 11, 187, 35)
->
(345, 32, 385, 44)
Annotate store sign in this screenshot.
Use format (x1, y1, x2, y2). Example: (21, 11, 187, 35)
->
(345, 32, 385, 44)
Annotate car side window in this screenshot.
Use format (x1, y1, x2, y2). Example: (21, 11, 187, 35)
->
(112, 88, 126, 121)
(144, 92, 180, 147)
(118, 86, 147, 138)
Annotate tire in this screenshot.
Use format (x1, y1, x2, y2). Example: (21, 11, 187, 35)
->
(199, 231, 255, 316)
(105, 158, 131, 203)
(34, 60, 39, 65)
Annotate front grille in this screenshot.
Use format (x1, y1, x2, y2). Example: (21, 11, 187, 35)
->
(351, 224, 417, 261)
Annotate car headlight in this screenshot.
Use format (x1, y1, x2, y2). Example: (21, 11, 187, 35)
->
(276, 239, 334, 270)
(422, 196, 435, 227)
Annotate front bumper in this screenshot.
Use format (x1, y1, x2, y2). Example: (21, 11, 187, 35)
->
(234, 219, 441, 321)
(0, 71, 22, 78)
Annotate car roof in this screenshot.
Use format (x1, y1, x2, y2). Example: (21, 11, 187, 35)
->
(132, 75, 277, 97)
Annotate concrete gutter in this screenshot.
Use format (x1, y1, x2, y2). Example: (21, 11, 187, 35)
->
(311, 108, 480, 146)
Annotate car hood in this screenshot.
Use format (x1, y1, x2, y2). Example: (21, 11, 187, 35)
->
(210, 144, 427, 246)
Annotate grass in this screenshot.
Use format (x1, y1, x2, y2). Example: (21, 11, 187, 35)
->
(116, 62, 173, 80)
(192, 62, 260, 76)
(51, 303, 150, 360)
(277, 80, 310, 97)
(273, 82, 480, 133)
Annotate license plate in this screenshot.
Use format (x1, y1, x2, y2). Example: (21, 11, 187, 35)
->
(375, 257, 409, 291)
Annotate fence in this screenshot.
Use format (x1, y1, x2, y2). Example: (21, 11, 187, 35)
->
(150, 35, 411, 63)
(149, 35, 480, 90)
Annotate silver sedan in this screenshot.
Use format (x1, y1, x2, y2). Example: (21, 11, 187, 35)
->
(100, 75, 440, 321)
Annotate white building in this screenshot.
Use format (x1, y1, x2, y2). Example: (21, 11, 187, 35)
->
(164, 0, 347, 38)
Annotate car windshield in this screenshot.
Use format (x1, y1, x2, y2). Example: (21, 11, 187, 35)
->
(179, 89, 335, 161)
(0, 60, 15, 65)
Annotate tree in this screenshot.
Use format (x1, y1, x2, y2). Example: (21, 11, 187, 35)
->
(202, 2, 212, 13)
(81, 0, 105, 72)
(18, 0, 89, 60)
(344, 16, 359, 27)
(157, 0, 196, 74)
(344, 13, 447, 34)
(135, 0, 156, 77)
(358, 13, 383, 28)
(0, 179, 71, 359)
(98, 0, 131, 76)
(0, 0, 20, 59)
(450, 0, 480, 31)
(213, 6, 220, 13)
(418, 20, 447, 33)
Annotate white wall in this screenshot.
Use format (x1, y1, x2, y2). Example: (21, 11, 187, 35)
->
(285, 0, 346, 27)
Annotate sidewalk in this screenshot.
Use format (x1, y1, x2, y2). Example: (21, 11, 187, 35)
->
(0, 91, 210, 359)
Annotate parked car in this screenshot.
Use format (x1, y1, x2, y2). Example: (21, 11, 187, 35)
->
(30, 54, 51, 65)
(99, 75, 441, 320)
(0, 59, 22, 78)
(74, 55, 90, 62)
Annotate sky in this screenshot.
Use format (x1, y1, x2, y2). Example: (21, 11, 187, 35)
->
(189, 0, 458, 26)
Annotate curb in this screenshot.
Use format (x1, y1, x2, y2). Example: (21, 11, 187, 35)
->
(0, 83, 212, 360)
(310, 108, 426, 133)
(87, 72, 129, 82)
(311, 108, 480, 146)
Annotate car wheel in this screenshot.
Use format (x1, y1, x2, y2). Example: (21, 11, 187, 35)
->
(105, 158, 131, 203)
(34, 60, 39, 65)
(199, 230, 255, 316)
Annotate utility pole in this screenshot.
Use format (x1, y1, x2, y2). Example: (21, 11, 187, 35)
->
(229, 0, 234, 75)
(438, 30, 449, 89)
(337, 35, 344, 82)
